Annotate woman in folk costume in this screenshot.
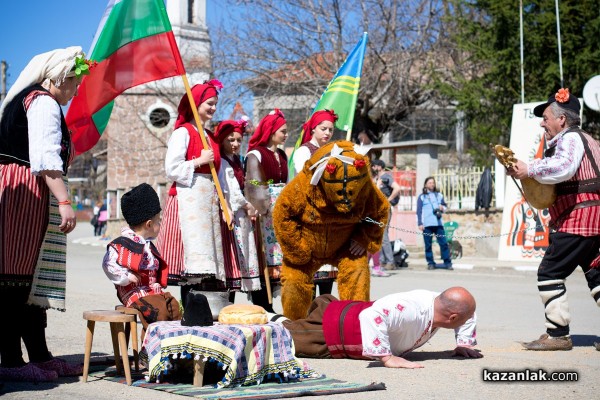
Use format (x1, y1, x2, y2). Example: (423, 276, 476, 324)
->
(245, 109, 289, 312)
(0, 47, 91, 382)
(156, 79, 229, 308)
(292, 110, 339, 296)
(214, 119, 261, 295)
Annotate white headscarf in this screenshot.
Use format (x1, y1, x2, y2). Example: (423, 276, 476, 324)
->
(0, 46, 84, 121)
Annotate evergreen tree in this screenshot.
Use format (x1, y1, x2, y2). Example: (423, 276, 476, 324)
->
(435, 0, 600, 165)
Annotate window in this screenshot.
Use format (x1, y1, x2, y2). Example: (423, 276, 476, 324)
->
(149, 108, 171, 128)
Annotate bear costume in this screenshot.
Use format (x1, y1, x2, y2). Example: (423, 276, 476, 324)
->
(273, 141, 390, 320)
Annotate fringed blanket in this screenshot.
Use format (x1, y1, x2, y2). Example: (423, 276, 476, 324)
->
(141, 321, 315, 387)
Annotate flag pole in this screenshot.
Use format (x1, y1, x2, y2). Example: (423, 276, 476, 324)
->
(180, 73, 232, 227)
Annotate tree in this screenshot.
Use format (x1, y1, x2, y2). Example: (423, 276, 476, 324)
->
(434, 0, 600, 165)
(211, 0, 451, 143)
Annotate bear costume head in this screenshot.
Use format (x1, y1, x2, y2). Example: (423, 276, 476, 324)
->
(303, 140, 373, 213)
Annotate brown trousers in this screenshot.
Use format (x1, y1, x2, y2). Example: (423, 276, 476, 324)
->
(282, 294, 337, 358)
(131, 292, 181, 332)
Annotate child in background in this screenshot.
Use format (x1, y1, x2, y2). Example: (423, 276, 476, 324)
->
(102, 183, 181, 333)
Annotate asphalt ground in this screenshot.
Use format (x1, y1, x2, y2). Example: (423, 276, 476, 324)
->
(1, 223, 598, 399)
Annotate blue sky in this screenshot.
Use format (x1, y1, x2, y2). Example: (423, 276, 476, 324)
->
(0, 0, 231, 113)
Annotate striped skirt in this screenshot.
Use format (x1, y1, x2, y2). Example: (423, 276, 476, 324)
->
(222, 208, 261, 293)
(0, 163, 49, 285)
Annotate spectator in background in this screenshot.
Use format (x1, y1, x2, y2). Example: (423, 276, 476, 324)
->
(92, 200, 102, 236)
(97, 202, 108, 239)
(417, 177, 452, 270)
(371, 159, 400, 271)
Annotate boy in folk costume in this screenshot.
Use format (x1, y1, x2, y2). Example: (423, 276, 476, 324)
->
(102, 184, 181, 333)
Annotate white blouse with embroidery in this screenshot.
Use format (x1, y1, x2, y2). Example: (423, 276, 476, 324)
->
(359, 290, 477, 358)
(527, 129, 584, 184)
(218, 157, 248, 213)
(27, 95, 64, 175)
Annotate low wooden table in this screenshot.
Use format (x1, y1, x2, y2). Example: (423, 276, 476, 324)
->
(141, 321, 310, 387)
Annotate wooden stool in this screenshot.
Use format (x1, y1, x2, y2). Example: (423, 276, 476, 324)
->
(82, 310, 136, 385)
(114, 305, 141, 371)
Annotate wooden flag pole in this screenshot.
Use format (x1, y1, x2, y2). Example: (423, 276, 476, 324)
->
(180, 74, 231, 227)
(254, 215, 272, 304)
(345, 128, 353, 142)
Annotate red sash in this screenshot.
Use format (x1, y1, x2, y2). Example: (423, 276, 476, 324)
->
(323, 300, 374, 359)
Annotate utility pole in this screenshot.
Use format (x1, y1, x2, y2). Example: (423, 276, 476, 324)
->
(1, 61, 7, 104)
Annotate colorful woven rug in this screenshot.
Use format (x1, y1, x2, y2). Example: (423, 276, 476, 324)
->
(88, 366, 386, 399)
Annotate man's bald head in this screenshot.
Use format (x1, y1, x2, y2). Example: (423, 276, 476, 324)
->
(434, 287, 476, 329)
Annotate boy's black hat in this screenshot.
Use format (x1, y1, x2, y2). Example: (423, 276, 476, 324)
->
(120, 183, 161, 227)
(181, 291, 214, 327)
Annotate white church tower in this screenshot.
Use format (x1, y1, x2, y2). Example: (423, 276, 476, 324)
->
(103, 0, 212, 228)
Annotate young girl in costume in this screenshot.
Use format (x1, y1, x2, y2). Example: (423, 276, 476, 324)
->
(245, 109, 289, 312)
(156, 80, 233, 307)
(214, 119, 261, 295)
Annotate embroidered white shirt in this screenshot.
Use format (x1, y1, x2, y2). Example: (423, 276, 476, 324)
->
(218, 157, 248, 213)
(527, 129, 584, 184)
(359, 290, 477, 357)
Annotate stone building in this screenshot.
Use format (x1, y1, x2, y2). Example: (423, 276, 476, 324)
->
(104, 0, 211, 231)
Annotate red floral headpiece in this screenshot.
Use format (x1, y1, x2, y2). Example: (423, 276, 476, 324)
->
(205, 79, 224, 92)
(555, 88, 570, 103)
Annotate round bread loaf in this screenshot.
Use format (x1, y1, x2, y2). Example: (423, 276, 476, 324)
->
(218, 304, 268, 325)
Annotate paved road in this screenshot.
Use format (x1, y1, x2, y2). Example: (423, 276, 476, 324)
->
(1, 224, 598, 399)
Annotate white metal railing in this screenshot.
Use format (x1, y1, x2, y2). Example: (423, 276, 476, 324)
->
(433, 166, 496, 210)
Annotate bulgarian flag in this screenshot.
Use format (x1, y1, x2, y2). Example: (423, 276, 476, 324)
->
(288, 32, 368, 176)
(66, 0, 186, 154)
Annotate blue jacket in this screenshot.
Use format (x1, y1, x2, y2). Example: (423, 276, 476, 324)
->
(416, 191, 447, 227)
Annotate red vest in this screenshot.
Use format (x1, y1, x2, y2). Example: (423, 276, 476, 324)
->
(253, 146, 288, 183)
(551, 129, 600, 236)
(323, 300, 374, 359)
(108, 237, 168, 305)
(169, 123, 221, 196)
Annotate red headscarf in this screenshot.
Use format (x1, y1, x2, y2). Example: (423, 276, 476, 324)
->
(248, 109, 287, 151)
(301, 109, 338, 144)
(175, 79, 223, 128)
(214, 119, 248, 143)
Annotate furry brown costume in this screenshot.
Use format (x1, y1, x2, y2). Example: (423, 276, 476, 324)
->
(273, 141, 389, 320)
